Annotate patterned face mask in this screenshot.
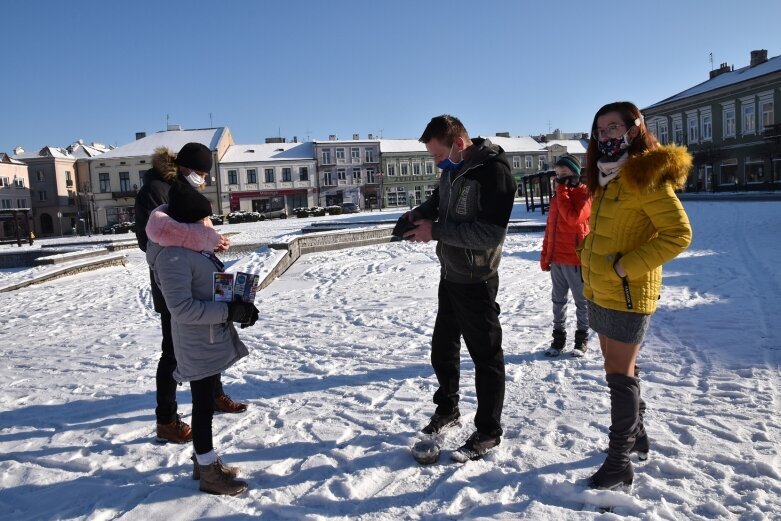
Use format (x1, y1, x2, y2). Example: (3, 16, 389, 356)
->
(597, 132, 630, 158)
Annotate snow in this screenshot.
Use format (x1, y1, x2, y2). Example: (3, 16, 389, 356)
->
(1, 201, 780, 519)
(485, 136, 545, 153)
(95, 128, 225, 159)
(220, 143, 315, 163)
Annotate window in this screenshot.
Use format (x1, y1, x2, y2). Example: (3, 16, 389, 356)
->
(99, 173, 110, 192)
(400, 162, 409, 176)
(658, 120, 669, 144)
(14, 177, 24, 188)
(414, 185, 422, 206)
(425, 161, 434, 175)
(0, 177, 8, 187)
(538, 156, 545, 170)
(38, 190, 47, 201)
(322, 149, 331, 164)
(65, 171, 73, 187)
(773, 159, 781, 183)
(37, 170, 44, 182)
(513, 156, 521, 169)
(413, 162, 421, 175)
(745, 157, 765, 183)
(119, 172, 130, 192)
(673, 117, 683, 144)
(719, 159, 738, 185)
(761, 99, 774, 129)
(282, 168, 292, 182)
(228, 170, 238, 185)
(700, 112, 712, 141)
(742, 100, 756, 135)
(323, 171, 333, 185)
(299, 167, 308, 181)
(337, 168, 346, 181)
(336, 148, 345, 161)
(723, 105, 736, 138)
(366, 168, 375, 183)
(246, 169, 257, 184)
(351, 147, 360, 162)
(17, 199, 25, 208)
(687, 114, 698, 143)
(264, 168, 275, 183)
(365, 148, 375, 162)
(352, 168, 361, 182)
(1, 199, 10, 209)
(386, 186, 407, 206)
(525, 156, 532, 169)
(387, 163, 396, 176)
(425, 185, 436, 198)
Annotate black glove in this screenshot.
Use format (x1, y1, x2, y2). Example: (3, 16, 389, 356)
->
(567, 174, 581, 187)
(227, 301, 259, 328)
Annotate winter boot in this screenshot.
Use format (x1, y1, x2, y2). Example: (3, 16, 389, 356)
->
(155, 415, 193, 444)
(191, 454, 240, 480)
(588, 374, 639, 490)
(572, 329, 589, 358)
(198, 461, 248, 496)
(421, 408, 461, 435)
(545, 329, 567, 357)
(451, 431, 501, 462)
(214, 394, 248, 414)
(631, 365, 649, 460)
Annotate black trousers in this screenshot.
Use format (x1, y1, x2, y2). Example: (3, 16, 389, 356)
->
(190, 374, 220, 455)
(431, 277, 505, 436)
(151, 271, 224, 425)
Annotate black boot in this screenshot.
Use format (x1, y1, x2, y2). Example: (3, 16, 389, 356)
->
(632, 365, 649, 460)
(545, 329, 567, 356)
(589, 374, 639, 489)
(572, 329, 588, 357)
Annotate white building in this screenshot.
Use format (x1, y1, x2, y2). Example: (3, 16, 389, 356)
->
(218, 141, 316, 213)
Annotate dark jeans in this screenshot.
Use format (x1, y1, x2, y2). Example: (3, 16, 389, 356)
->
(431, 277, 505, 436)
(190, 374, 220, 455)
(151, 271, 224, 425)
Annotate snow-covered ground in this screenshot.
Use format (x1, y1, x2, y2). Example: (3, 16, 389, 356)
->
(0, 201, 779, 520)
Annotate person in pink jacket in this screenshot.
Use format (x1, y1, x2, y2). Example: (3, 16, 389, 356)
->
(539, 154, 591, 357)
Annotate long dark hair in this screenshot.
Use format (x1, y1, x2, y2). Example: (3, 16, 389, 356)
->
(585, 101, 659, 192)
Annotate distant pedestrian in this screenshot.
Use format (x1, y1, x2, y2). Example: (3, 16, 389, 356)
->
(581, 101, 692, 490)
(539, 154, 591, 357)
(145, 150, 258, 496)
(404, 115, 516, 462)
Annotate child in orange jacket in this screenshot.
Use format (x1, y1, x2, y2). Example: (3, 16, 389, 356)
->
(539, 154, 591, 356)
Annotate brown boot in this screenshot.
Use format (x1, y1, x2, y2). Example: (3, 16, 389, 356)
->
(214, 394, 248, 414)
(156, 415, 193, 444)
(191, 454, 240, 480)
(198, 461, 248, 496)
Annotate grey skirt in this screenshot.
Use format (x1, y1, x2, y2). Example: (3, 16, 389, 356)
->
(588, 301, 651, 344)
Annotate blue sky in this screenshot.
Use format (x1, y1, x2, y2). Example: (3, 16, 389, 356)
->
(2, 0, 779, 153)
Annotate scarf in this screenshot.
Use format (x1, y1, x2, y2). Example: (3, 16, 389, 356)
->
(597, 153, 629, 187)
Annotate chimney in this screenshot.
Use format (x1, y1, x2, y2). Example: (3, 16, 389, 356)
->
(167, 124, 182, 131)
(135, 132, 146, 140)
(293, 136, 298, 143)
(495, 132, 510, 138)
(709, 62, 733, 79)
(368, 133, 374, 140)
(352, 133, 360, 140)
(750, 49, 768, 67)
(329, 134, 337, 141)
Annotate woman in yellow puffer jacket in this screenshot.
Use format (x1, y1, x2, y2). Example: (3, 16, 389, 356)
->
(581, 101, 692, 490)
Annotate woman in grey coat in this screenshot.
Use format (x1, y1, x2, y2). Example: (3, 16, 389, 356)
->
(146, 145, 259, 495)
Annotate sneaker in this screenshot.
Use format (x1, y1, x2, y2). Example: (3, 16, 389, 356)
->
(214, 394, 248, 414)
(192, 454, 240, 480)
(156, 415, 193, 444)
(421, 408, 461, 435)
(451, 431, 501, 462)
(198, 461, 248, 496)
(572, 329, 588, 357)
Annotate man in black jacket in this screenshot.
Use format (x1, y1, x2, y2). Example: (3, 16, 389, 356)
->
(404, 115, 516, 462)
(135, 145, 247, 444)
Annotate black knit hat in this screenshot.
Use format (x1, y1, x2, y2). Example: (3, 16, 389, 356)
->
(554, 154, 581, 176)
(175, 142, 213, 173)
(167, 178, 213, 223)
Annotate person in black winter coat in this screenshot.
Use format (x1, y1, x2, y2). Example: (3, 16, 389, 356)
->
(135, 145, 247, 445)
(404, 115, 516, 462)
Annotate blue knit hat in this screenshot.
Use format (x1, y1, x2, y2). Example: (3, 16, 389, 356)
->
(554, 154, 581, 176)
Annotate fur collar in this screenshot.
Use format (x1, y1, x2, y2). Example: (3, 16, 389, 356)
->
(620, 145, 692, 192)
(152, 147, 177, 183)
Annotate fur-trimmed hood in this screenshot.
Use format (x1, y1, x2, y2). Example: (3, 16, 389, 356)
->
(151, 147, 177, 183)
(620, 145, 692, 192)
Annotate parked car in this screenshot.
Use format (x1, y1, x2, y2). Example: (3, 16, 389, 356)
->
(209, 214, 224, 225)
(259, 208, 287, 220)
(341, 202, 360, 214)
(102, 222, 135, 234)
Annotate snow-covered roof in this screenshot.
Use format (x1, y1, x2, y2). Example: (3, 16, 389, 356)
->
(220, 142, 314, 163)
(313, 139, 380, 145)
(96, 128, 226, 160)
(68, 142, 110, 159)
(378, 139, 428, 153)
(645, 54, 781, 110)
(485, 136, 545, 153)
(13, 146, 74, 160)
(543, 139, 589, 154)
(0, 153, 26, 165)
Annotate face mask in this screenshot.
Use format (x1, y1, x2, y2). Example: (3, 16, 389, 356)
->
(436, 143, 463, 171)
(597, 130, 631, 158)
(185, 171, 205, 188)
